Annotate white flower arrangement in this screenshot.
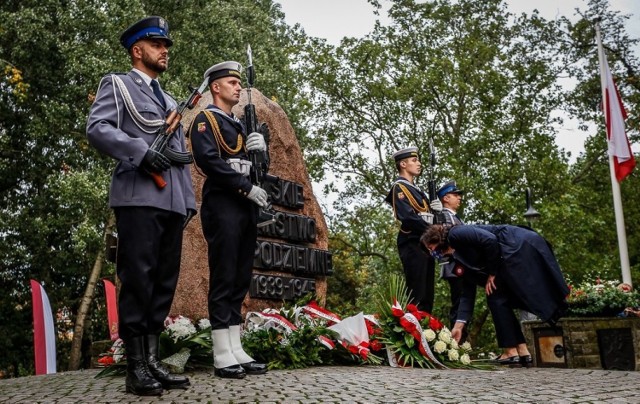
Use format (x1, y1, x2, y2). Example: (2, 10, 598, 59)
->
(165, 315, 197, 342)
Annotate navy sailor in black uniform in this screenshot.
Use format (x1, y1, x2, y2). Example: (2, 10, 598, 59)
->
(384, 147, 442, 313)
(189, 61, 268, 379)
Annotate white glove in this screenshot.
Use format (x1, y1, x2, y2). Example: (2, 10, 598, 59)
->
(246, 132, 266, 152)
(430, 198, 443, 212)
(247, 185, 268, 207)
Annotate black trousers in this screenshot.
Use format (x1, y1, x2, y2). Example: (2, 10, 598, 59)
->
(115, 206, 184, 341)
(398, 240, 435, 313)
(487, 277, 526, 348)
(201, 190, 257, 329)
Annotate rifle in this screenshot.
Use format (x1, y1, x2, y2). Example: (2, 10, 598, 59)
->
(146, 78, 209, 188)
(427, 138, 437, 201)
(427, 138, 445, 224)
(244, 44, 277, 227)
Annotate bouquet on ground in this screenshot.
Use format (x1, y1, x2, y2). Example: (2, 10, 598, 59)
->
(241, 304, 335, 369)
(242, 300, 383, 368)
(374, 274, 486, 369)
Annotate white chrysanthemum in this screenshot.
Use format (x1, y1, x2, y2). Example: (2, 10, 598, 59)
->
(423, 329, 437, 342)
(449, 339, 459, 349)
(434, 340, 447, 353)
(448, 349, 459, 361)
(438, 331, 452, 344)
(166, 317, 196, 342)
(460, 353, 471, 365)
(461, 342, 472, 352)
(197, 318, 211, 330)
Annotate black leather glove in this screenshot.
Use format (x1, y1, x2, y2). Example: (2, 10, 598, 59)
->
(183, 209, 197, 229)
(143, 149, 171, 171)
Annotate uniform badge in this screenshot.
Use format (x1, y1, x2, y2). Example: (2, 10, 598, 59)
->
(454, 265, 464, 277)
(197, 122, 206, 133)
(397, 192, 405, 200)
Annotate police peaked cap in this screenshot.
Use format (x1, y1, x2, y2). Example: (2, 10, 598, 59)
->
(120, 16, 173, 50)
(392, 147, 419, 162)
(437, 180, 465, 199)
(204, 61, 243, 84)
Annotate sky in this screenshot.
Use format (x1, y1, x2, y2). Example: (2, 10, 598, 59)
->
(276, 0, 640, 162)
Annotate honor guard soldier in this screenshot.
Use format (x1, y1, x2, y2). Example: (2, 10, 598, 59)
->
(385, 147, 442, 313)
(86, 16, 195, 395)
(436, 180, 468, 342)
(189, 61, 268, 379)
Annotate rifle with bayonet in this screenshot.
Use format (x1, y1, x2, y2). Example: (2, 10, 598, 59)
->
(244, 44, 277, 227)
(146, 78, 209, 189)
(427, 138, 444, 224)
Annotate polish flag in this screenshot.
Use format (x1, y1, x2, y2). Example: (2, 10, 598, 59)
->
(598, 37, 636, 182)
(102, 279, 119, 341)
(30, 280, 56, 375)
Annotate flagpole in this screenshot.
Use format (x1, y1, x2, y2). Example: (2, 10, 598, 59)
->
(595, 20, 632, 286)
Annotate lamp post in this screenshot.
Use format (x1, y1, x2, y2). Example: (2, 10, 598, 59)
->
(523, 187, 540, 228)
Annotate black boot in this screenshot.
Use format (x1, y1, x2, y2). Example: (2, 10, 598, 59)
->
(146, 335, 191, 389)
(125, 336, 163, 396)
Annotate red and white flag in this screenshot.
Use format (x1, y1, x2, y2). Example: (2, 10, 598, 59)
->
(597, 35, 636, 182)
(30, 279, 56, 375)
(102, 279, 119, 341)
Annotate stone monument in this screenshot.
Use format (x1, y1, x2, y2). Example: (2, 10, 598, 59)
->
(170, 88, 331, 321)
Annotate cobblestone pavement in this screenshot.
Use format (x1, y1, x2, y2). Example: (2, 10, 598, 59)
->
(1, 366, 639, 403)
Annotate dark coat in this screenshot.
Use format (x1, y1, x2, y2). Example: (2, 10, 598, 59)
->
(448, 224, 569, 324)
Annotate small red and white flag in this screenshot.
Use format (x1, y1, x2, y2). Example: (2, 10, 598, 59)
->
(102, 279, 119, 341)
(597, 34, 636, 182)
(30, 279, 56, 375)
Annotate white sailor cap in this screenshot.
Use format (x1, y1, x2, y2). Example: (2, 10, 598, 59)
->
(204, 61, 243, 83)
(392, 147, 419, 162)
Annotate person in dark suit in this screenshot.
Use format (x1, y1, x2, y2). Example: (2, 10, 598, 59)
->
(385, 147, 442, 313)
(421, 224, 569, 366)
(189, 61, 268, 379)
(435, 181, 468, 342)
(87, 16, 195, 395)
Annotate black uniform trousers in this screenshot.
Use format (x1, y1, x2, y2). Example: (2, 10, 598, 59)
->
(398, 239, 435, 313)
(115, 206, 184, 341)
(460, 270, 526, 348)
(201, 188, 257, 329)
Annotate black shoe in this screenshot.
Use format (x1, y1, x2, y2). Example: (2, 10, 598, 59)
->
(124, 337, 163, 396)
(214, 364, 246, 379)
(146, 335, 190, 390)
(494, 355, 521, 366)
(240, 361, 268, 375)
(147, 354, 191, 389)
(520, 355, 533, 368)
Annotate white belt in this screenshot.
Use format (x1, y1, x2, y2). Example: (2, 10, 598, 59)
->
(227, 158, 252, 177)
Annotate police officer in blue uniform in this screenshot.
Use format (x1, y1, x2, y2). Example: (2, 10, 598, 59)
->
(87, 16, 195, 395)
(385, 147, 442, 313)
(436, 180, 468, 341)
(189, 61, 268, 379)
